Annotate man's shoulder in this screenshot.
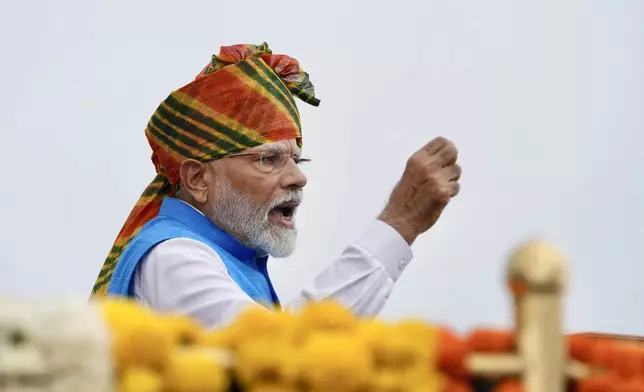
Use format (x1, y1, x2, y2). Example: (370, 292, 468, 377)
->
(146, 237, 222, 260)
(135, 214, 205, 244)
(118, 215, 212, 263)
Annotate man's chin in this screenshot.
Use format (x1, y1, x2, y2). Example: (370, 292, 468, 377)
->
(264, 243, 297, 258)
(260, 227, 298, 258)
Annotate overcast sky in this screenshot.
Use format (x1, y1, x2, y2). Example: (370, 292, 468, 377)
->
(1, 0, 642, 334)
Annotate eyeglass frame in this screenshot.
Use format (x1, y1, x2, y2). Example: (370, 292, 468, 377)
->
(216, 150, 311, 174)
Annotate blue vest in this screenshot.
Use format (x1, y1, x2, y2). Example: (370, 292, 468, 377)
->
(106, 197, 280, 306)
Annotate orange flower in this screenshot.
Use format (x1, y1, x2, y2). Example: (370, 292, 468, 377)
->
(612, 345, 644, 378)
(621, 379, 644, 392)
(493, 379, 523, 392)
(593, 341, 619, 370)
(441, 379, 473, 392)
(466, 329, 514, 353)
(567, 335, 598, 362)
(436, 327, 470, 379)
(578, 374, 623, 392)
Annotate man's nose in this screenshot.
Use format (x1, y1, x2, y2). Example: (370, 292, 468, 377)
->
(281, 160, 307, 189)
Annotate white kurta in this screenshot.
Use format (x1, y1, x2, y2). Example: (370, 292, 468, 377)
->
(133, 201, 413, 329)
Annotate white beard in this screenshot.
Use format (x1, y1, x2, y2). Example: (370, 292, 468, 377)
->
(207, 176, 302, 258)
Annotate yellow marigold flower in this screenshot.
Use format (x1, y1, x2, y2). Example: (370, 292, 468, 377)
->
(372, 372, 410, 392)
(246, 386, 298, 392)
(373, 371, 443, 392)
(162, 314, 206, 346)
(226, 306, 296, 347)
(202, 329, 234, 350)
(296, 331, 373, 392)
(293, 301, 357, 342)
(117, 367, 163, 392)
(358, 321, 427, 378)
(98, 299, 173, 373)
(163, 349, 229, 392)
(409, 372, 444, 392)
(357, 319, 390, 346)
(395, 319, 438, 348)
(393, 320, 439, 362)
(234, 337, 298, 389)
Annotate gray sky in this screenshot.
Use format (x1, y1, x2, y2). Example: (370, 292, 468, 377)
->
(1, 0, 642, 334)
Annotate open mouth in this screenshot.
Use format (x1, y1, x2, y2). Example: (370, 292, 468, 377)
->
(268, 201, 300, 228)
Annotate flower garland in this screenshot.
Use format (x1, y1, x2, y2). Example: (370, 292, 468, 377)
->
(96, 298, 644, 392)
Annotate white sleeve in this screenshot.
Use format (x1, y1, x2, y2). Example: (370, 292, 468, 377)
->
(284, 219, 413, 316)
(133, 220, 413, 328)
(286, 220, 413, 317)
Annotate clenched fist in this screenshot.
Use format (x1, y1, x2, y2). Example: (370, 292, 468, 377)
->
(378, 137, 461, 245)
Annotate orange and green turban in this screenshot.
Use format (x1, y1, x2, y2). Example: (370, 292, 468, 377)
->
(91, 42, 320, 297)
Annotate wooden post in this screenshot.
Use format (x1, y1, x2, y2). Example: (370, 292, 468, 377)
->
(507, 239, 568, 392)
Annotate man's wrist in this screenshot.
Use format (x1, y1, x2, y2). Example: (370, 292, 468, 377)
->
(356, 220, 414, 281)
(377, 212, 418, 246)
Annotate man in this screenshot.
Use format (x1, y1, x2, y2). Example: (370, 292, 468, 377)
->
(92, 42, 461, 328)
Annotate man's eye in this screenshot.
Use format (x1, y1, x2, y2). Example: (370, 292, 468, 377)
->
(260, 155, 278, 165)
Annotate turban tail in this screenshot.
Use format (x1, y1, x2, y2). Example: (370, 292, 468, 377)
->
(91, 43, 320, 297)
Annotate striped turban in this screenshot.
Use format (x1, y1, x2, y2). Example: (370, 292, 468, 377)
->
(91, 42, 320, 296)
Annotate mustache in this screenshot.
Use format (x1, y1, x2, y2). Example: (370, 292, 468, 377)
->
(267, 190, 304, 210)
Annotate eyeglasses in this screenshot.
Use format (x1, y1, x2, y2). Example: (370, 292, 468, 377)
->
(223, 151, 312, 174)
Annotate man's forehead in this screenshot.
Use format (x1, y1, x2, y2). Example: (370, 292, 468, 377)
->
(249, 140, 302, 155)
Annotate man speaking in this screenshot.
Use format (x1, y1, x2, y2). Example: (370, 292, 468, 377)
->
(91, 42, 461, 328)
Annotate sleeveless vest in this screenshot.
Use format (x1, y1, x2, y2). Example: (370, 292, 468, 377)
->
(106, 197, 279, 306)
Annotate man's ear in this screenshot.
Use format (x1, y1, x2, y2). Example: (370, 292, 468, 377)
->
(178, 159, 210, 205)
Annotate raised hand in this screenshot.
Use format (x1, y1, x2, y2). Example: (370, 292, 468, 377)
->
(378, 137, 461, 245)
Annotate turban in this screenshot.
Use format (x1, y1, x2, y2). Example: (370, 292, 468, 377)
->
(91, 42, 320, 297)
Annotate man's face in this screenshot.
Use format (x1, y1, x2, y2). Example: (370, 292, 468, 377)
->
(206, 139, 308, 258)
